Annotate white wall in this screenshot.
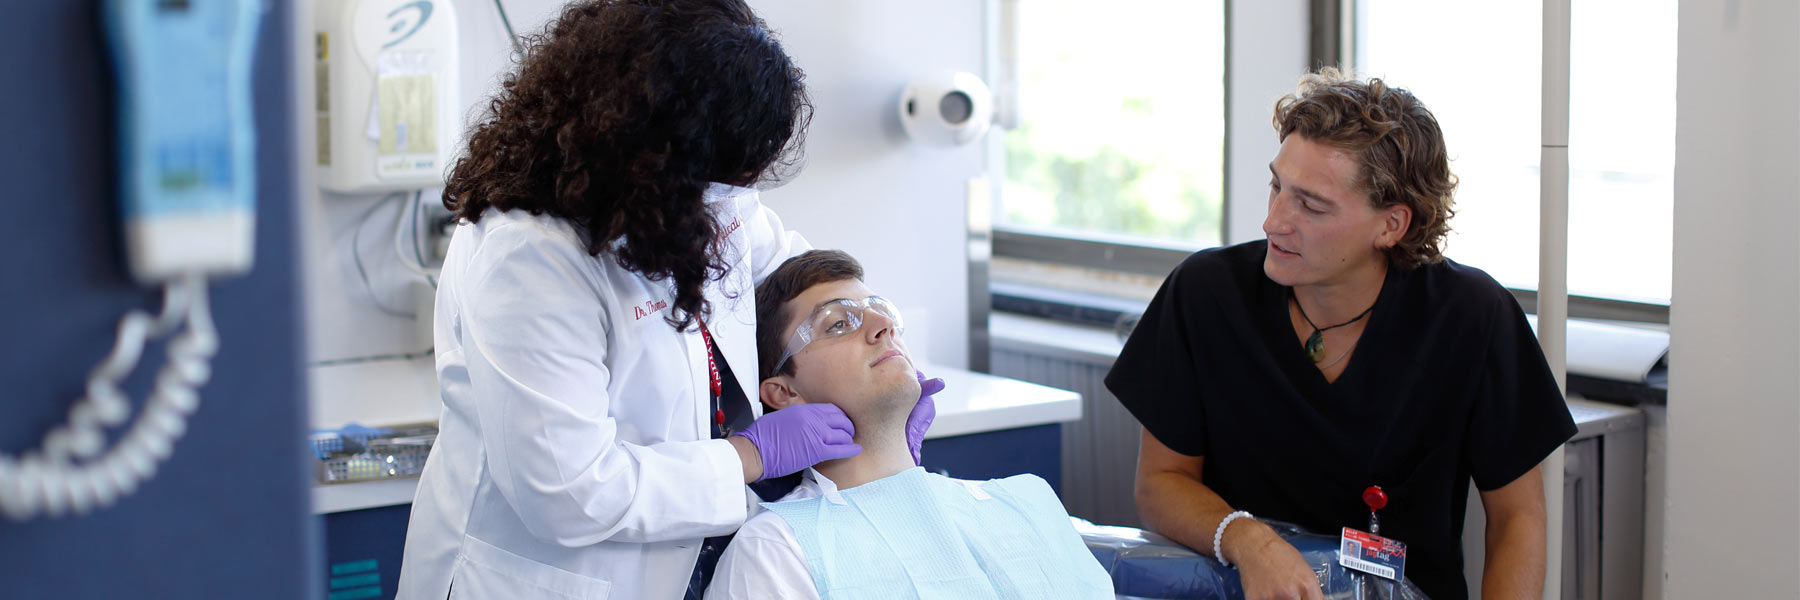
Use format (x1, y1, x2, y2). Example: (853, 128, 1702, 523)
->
(295, 0, 984, 428)
(1665, 1, 1800, 598)
(1225, 0, 1310, 244)
(748, 0, 984, 370)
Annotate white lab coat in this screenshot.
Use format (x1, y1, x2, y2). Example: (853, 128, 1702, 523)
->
(396, 184, 808, 600)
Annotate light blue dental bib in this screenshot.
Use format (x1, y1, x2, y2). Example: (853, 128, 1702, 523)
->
(761, 467, 1113, 599)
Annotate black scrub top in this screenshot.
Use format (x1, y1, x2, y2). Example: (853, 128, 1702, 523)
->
(1106, 241, 1577, 600)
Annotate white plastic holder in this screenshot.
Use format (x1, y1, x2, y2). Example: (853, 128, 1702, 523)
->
(899, 71, 995, 147)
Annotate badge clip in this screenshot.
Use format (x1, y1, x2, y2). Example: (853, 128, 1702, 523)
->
(1338, 486, 1407, 582)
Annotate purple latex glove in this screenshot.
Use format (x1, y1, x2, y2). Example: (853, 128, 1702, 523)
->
(907, 370, 946, 466)
(737, 403, 861, 481)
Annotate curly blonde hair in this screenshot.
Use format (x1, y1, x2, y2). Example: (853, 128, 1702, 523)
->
(1273, 68, 1456, 269)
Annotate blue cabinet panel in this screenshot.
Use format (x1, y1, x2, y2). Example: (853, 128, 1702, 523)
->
(920, 424, 1063, 494)
(322, 505, 413, 600)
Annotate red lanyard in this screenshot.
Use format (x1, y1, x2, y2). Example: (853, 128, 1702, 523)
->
(698, 322, 724, 426)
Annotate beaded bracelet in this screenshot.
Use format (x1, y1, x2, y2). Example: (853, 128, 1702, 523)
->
(1213, 510, 1254, 567)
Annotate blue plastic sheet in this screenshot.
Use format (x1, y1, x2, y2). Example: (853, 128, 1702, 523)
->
(1075, 518, 1431, 599)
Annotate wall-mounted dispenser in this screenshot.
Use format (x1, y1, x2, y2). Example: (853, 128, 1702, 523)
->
(315, 0, 460, 193)
(899, 71, 995, 147)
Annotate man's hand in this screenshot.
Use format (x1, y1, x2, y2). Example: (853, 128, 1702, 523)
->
(1229, 524, 1325, 600)
(1134, 429, 1323, 600)
(1224, 522, 1324, 598)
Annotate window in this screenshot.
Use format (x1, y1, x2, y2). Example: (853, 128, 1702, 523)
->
(999, 0, 1227, 251)
(1353, 0, 1676, 305)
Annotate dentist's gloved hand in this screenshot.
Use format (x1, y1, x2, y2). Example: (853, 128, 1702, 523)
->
(736, 403, 861, 481)
(906, 370, 946, 466)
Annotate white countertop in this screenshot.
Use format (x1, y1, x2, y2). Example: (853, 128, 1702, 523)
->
(312, 366, 1082, 514)
(313, 477, 425, 515)
(917, 362, 1082, 439)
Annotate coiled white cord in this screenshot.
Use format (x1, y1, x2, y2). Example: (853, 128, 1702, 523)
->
(0, 273, 216, 520)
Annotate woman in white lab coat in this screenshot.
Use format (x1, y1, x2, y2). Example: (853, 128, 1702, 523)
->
(395, 2, 937, 598)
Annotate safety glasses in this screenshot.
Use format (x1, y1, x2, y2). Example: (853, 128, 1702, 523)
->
(772, 296, 904, 373)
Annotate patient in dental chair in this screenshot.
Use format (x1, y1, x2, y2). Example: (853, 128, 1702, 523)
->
(704, 250, 1113, 599)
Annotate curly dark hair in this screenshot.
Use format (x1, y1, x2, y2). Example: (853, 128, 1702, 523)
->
(445, 0, 811, 330)
(1273, 67, 1457, 270)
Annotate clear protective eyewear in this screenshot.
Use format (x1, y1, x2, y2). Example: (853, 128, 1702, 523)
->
(772, 296, 905, 373)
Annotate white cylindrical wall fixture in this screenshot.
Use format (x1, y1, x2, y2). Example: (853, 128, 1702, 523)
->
(899, 71, 995, 147)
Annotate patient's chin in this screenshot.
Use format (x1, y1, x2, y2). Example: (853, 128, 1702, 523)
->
(872, 378, 923, 413)
(894, 373, 923, 398)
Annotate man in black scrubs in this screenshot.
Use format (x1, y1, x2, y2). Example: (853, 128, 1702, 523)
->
(1107, 68, 1576, 600)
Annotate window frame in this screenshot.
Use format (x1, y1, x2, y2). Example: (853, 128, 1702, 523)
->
(990, 0, 1670, 327)
(1342, 0, 1673, 319)
(993, 228, 1195, 278)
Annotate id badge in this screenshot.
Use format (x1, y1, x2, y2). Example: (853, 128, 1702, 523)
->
(1338, 527, 1407, 581)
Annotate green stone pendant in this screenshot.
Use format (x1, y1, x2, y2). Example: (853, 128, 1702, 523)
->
(1305, 330, 1325, 362)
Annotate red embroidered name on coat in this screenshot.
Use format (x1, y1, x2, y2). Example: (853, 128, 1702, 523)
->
(632, 298, 670, 320)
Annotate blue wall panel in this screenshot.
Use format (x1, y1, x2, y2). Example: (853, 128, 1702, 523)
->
(0, 1, 316, 598)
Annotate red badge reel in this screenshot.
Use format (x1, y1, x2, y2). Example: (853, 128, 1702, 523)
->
(1362, 485, 1387, 534)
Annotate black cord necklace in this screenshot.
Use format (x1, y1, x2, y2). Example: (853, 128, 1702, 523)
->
(1291, 290, 1377, 363)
